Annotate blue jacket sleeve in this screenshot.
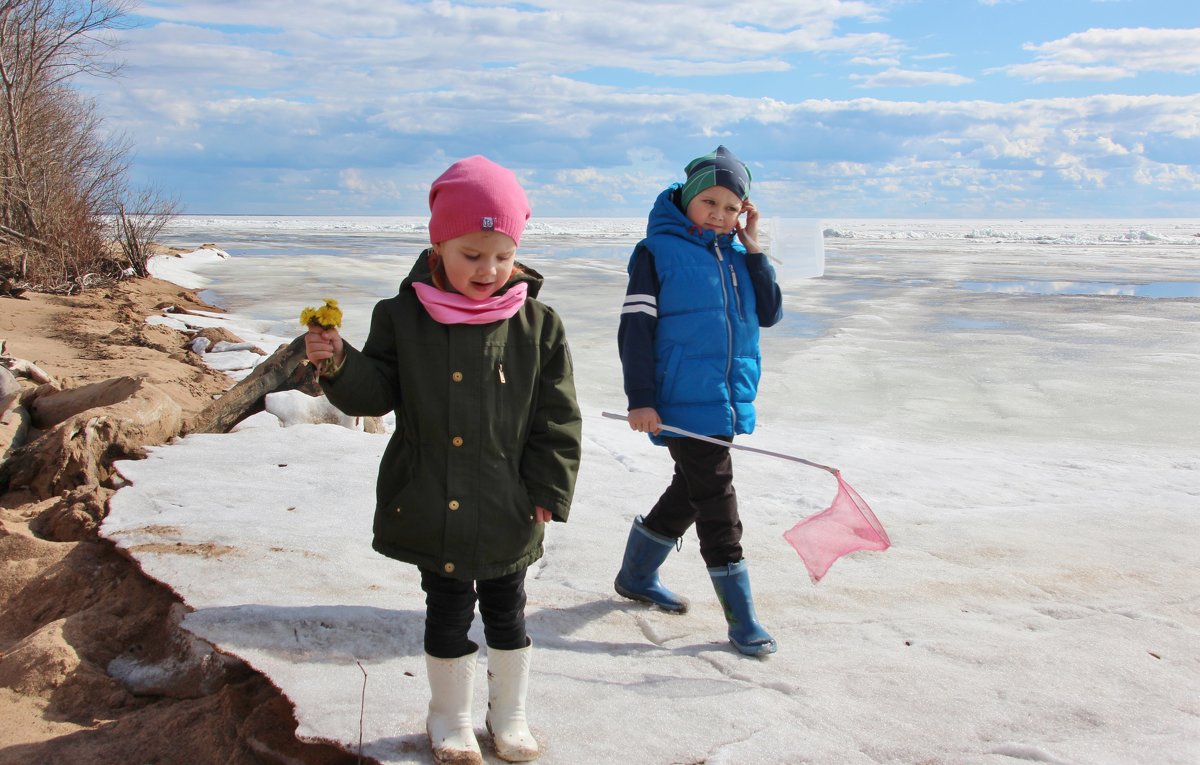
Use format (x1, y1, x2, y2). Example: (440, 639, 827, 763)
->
(617, 245, 659, 410)
(746, 251, 783, 328)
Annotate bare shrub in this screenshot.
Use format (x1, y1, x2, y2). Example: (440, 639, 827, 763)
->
(113, 186, 180, 278)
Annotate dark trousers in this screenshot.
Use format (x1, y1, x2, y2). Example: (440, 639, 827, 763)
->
(420, 567, 528, 659)
(642, 435, 743, 568)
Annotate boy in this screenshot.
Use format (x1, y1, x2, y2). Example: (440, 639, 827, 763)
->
(615, 145, 783, 656)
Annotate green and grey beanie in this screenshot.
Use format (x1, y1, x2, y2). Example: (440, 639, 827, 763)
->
(678, 145, 752, 211)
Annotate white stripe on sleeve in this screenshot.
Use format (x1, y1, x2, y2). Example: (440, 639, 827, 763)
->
(623, 293, 657, 307)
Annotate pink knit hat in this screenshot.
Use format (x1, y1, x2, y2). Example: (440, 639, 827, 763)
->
(428, 155, 531, 246)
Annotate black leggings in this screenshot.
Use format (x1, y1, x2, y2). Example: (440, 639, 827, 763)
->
(642, 434, 743, 568)
(420, 567, 528, 659)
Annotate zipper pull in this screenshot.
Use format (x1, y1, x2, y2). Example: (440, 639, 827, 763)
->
(498, 362, 506, 384)
(729, 264, 739, 288)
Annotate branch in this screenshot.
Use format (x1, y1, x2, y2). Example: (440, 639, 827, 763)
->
(0, 220, 48, 247)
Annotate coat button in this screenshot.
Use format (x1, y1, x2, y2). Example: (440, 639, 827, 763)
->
(448, 500, 460, 510)
(443, 562, 455, 574)
(451, 436, 464, 447)
(451, 371, 463, 382)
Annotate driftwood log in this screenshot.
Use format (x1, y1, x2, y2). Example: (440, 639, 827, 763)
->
(2, 341, 55, 459)
(0, 339, 58, 387)
(30, 376, 149, 430)
(186, 336, 309, 435)
(186, 336, 386, 434)
(0, 364, 18, 422)
(2, 335, 386, 496)
(1, 376, 182, 499)
(1, 277, 27, 298)
(0, 381, 29, 461)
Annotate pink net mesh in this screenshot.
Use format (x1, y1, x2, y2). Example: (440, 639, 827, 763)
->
(783, 473, 891, 583)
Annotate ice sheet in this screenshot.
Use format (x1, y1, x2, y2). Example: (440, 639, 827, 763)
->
(104, 218, 1200, 763)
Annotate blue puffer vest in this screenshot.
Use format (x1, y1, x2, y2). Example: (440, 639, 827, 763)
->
(642, 184, 762, 438)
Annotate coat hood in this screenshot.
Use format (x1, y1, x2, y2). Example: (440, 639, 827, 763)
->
(646, 183, 736, 248)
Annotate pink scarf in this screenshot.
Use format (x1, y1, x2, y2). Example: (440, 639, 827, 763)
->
(413, 281, 528, 325)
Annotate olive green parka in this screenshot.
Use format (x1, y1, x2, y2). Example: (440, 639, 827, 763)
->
(321, 253, 582, 581)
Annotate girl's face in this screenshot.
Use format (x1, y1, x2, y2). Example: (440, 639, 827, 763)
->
(685, 184, 744, 234)
(434, 230, 518, 299)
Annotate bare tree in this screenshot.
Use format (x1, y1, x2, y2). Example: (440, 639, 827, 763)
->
(0, 0, 140, 292)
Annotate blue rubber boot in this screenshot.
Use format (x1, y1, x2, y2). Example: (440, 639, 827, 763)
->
(614, 516, 689, 613)
(708, 560, 777, 656)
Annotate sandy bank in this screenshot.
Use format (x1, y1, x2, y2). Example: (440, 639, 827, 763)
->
(0, 275, 358, 764)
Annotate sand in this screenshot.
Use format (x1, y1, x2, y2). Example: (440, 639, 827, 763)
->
(0, 276, 359, 764)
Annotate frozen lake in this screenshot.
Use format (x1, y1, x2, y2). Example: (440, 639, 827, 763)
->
(112, 215, 1200, 763)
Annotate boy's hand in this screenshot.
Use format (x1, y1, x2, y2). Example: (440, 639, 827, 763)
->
(627, 407, 661, 435)
(304, 325, 345, 370)
(735, 199, 761, 253)
(534, 506, 553, 524)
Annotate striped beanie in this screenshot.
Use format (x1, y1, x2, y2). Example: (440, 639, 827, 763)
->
(679, 145, 752, 211)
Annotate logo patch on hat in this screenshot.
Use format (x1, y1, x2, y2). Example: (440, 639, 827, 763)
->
(482, 216, 495, 230)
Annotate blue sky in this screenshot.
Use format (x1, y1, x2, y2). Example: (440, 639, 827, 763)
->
(84, 0, 1200, 217)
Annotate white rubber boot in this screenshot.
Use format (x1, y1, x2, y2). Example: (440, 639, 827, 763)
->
(426, 651, 483, 765)
(485, 640, 540, 761)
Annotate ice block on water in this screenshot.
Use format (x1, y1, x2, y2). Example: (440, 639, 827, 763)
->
(763, 218, 824, 281)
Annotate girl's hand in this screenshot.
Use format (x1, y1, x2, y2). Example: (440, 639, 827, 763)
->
(304, 325, 345, 371)
(627, 407, 662, 435)
(534, 506, 553, 524)
(735, 199, 762, 253)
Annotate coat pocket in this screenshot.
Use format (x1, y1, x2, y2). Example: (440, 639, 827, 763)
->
(374, 462, 440, 553)
(657, 344, 684, 405)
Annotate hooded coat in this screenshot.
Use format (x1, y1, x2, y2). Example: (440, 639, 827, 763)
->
(619, 184, 782, 439)
(321, 254, 582, 581)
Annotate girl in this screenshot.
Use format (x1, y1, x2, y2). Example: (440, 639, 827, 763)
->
(304, 156, 582, 763)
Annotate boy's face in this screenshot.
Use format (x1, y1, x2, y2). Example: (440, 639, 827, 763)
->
(685, 184, 744, 234)
(434, 230, 517, 299)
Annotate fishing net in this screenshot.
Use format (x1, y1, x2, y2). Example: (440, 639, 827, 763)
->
(600, 412, 891, 583)
(783, 472, 891, 583)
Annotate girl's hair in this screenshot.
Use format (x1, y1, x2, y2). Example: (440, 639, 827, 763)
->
(426, 249, 524, 292)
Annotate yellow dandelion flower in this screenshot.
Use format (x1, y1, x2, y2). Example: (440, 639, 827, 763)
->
(300, 298, 343, 329)
(300, 298, 344, 376)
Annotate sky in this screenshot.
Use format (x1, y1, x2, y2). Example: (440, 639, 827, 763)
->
(96, 229, 1200, 764)
(80, 0, 1200, 218)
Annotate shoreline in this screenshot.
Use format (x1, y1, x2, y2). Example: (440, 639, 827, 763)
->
(0, 272, 358, 763)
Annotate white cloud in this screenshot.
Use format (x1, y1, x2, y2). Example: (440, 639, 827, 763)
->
(124, 1, 901, 82)
(95, 2, 1200, 216)
(1091, 135, 1131, 156)
(998, 27, 1200, 82)
(997, 62, 1130, 83)
(851, 68, 974, 88)
(1134, 161, 1200, 189)
(850, 56, 900, 66)
(338, 169, 370, 194)
(1050, 152, 1109, 186)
